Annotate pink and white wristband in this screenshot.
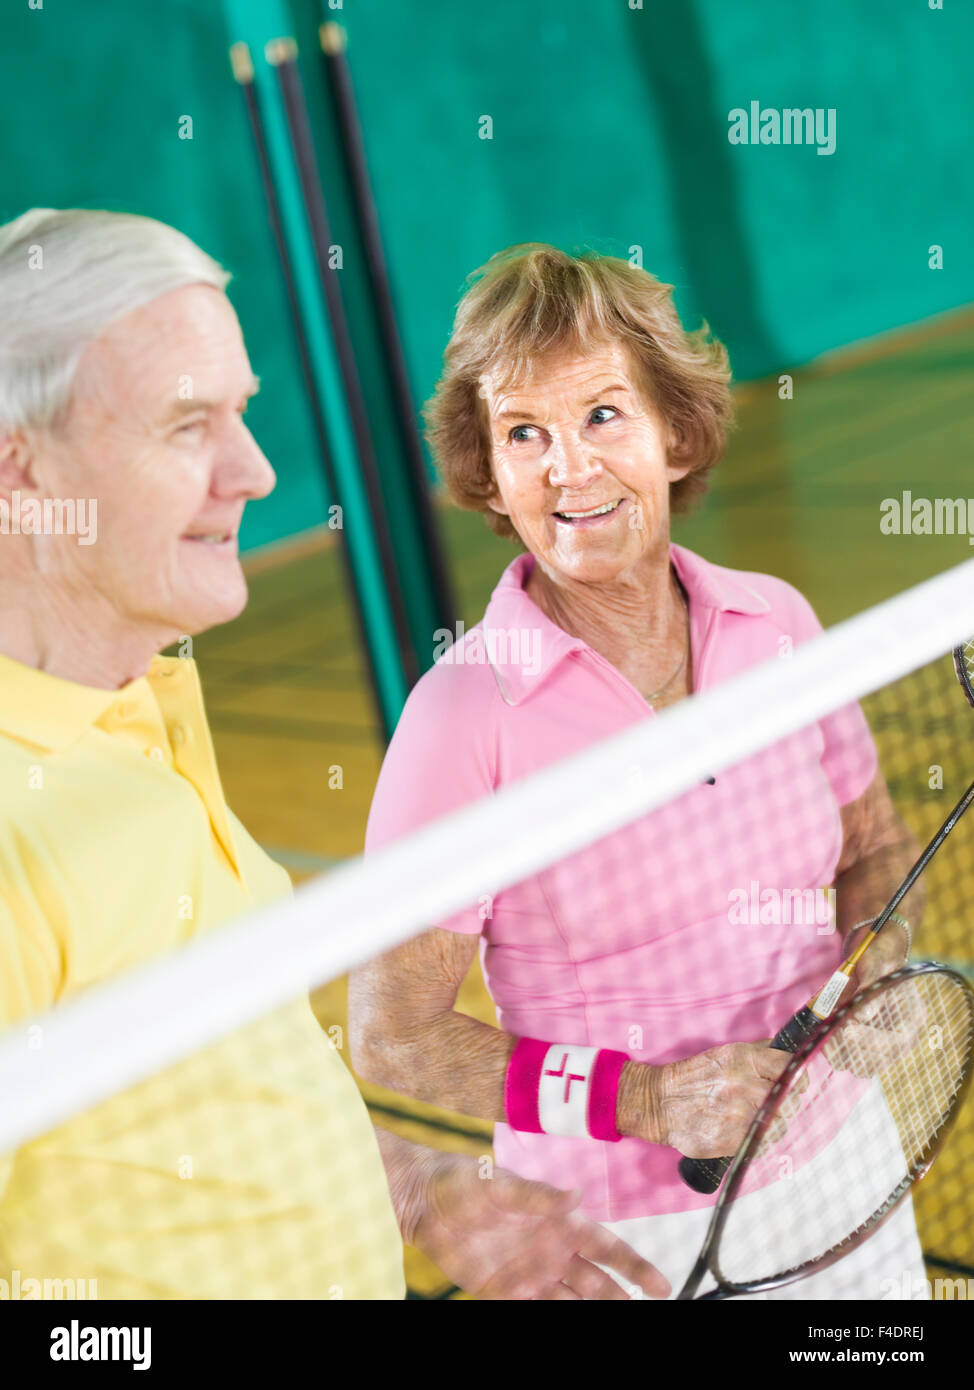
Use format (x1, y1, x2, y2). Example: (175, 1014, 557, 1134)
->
(505, 1037, 629, 1142)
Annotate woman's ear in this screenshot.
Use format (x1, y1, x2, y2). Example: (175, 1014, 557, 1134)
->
(665, 424, 693, 484)
(484, 458, 508, 517)
(486, 493, 510, 517)
(666, 457, 693, 485)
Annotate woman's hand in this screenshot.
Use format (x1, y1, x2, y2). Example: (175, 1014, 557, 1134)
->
(620, 1045, 792, 1157)
(844, 918, 910, 999)
(410, 1154, 671, 1300)
(826, 950, 926, 1079)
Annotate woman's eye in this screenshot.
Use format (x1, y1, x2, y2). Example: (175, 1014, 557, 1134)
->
(590, 406, 618, 425)
(509, 425, 536, 444)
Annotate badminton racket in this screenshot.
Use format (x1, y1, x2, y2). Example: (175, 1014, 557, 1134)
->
(678, 962, 974, 1298)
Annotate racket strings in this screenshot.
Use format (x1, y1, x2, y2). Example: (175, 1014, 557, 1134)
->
(712, 971, 974, 1290)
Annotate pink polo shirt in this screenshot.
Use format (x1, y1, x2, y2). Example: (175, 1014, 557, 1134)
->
(365, 544, 877, 1220)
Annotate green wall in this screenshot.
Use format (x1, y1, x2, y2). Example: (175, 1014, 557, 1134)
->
(2, 0, 970, 553)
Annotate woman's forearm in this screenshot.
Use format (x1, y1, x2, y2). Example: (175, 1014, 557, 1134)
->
(360, 1001, 671, 1143)
(359, 1008, 517, 1123)
(351, 928, 784, 1153)
(363, 1010, 790, 1158)
(364, 1007, 661, 1142)
(834, 836, 925, 944)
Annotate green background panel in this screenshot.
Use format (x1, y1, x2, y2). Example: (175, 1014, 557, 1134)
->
(1, 0, 970, 553)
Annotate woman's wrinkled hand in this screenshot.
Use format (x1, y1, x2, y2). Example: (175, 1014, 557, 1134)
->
(646, 1042, 793, 1158)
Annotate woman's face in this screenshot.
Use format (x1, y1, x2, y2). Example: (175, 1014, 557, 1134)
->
(483, 342, 690, 585)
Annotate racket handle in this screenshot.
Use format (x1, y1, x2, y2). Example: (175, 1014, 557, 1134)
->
(676, 1006, 823, 1193)
(770, 1005, 822, 1054)
(677, 1153, 733, 1193)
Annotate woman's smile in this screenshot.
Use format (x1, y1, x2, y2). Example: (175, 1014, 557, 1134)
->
(552, 497, 627, 527)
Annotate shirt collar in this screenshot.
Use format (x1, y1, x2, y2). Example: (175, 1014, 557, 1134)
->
(0, 652, 186, 753)
(479, 542, 770, 706)
(0, 651, 243, 877)
(669, 543, 771, 619)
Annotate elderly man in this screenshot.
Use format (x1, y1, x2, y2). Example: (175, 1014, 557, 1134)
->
(0, 207, 669, 1301)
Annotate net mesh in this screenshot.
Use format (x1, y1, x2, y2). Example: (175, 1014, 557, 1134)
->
(862, 651, 974, 1283)
(1, 560, 973, 1302)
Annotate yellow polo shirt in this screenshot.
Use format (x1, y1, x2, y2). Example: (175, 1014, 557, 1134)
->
(0, 652, 404, 1299)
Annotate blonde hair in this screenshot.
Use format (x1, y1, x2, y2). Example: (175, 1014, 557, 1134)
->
(424, 243, 734, 541)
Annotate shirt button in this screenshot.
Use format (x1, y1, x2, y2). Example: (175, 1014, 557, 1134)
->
(148, 746, 166, 762)
(170, 725, 186, 747)
(117, 701, 134, 719)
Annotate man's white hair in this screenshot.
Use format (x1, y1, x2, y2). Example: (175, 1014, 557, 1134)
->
(0, 208, 231, 433)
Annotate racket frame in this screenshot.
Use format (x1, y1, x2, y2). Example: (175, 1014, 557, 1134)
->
(678, 962, 974, 1300)
(952, 640, 974, 707)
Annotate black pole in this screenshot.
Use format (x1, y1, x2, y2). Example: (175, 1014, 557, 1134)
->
(268, 37, 420, 692)
(229, 41, 390, 742)
(319, 21, 458, 637)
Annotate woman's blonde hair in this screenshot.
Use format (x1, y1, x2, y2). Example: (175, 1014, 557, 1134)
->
(424, 243, 734, 541)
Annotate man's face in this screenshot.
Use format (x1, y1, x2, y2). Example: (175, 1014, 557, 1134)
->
(483, 342, 689, 585)
(30, 284, 275, 641)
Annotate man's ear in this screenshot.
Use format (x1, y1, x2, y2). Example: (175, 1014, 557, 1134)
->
(0, 431, 37, 492)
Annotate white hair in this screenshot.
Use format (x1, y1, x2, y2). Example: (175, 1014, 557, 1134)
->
(0, 208, 232, 433)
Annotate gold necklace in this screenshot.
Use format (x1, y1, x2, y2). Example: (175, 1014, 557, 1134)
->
(644, 580, 690, 705)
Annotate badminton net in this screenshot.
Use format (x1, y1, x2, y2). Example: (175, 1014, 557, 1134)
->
(0, 558, 973, 1300)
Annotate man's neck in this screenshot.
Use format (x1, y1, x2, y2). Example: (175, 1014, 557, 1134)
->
(0, 584, 173, 689)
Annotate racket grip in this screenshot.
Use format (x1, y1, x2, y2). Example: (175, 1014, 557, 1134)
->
(677, 1006, 824, 1193)
(678, 1153, 732, 1193)
(771, 1005, 822, 1054)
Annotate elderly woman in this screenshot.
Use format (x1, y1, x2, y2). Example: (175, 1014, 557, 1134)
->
(0, 211, 668, 1302)
(351, 243, 926, 1298)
